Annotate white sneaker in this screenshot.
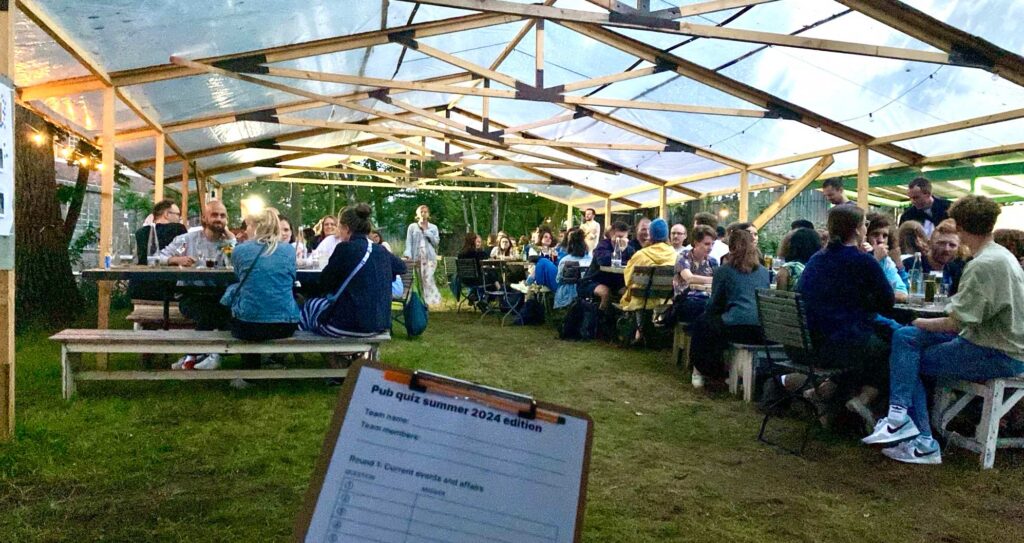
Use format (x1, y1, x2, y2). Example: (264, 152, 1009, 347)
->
(229, 378, 249, 390)
(691, 369, 705, 389)
(862, 416, 920, 445)
(172, 355, 197, 370)
(194, 353, 222, 370)
(881, 437, 942, 465)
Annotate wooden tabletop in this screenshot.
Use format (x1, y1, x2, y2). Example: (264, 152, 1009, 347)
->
(82, 266, 323, 282)
(893, 302, 948, 318)
(599, 265, 625, 274)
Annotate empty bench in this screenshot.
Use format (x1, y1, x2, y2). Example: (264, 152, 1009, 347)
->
(126, 300, 193, 330)
(50, 329, 390, 399)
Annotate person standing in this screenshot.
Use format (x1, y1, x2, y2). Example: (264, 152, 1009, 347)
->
(821, 178, 855, 207)
(404, 204, 441, 306)
(580, 208, 602, 254)
(899, 177, 951, 237)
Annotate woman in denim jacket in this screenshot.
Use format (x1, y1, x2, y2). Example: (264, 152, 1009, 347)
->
(221, 207, 301, 341)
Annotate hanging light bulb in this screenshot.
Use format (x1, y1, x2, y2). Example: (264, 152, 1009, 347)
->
(78, 156, 90, 167)
(60, 146, 73, 159)
(95, 163, 105, 171)
(30, 132, 45, 145)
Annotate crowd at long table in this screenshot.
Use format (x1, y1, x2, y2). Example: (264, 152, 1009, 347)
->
(127, 176, 1024, 465)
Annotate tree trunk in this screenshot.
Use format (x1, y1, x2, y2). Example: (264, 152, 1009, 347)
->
(501, 193, 508, 231)
(290, 182, 303, 226)
(461, 193, 470, 233)
(469, 194, 478, 234)
(62, 160, 90, 240)
(346, 186, 356, 206)
(14, 105, 81, 329)
(490, 192, 500, 234)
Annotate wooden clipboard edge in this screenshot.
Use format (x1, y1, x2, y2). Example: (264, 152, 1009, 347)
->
(291, 360, 595, 543)
(292, 360, 370, 542)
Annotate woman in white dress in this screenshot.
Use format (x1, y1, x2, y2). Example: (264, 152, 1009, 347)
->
(403, 205, 441, 306)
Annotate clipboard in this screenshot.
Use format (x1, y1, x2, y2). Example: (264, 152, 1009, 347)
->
(294, 361, 594, 543)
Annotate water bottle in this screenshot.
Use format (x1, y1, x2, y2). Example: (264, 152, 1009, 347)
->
(146, 225, 160, 267)
(119, 215, 135, 266)
(908, 252, 924, 306)
(611, 243, 622, 268)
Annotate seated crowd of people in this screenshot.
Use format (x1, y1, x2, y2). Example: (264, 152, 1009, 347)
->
(136, 177, 1024, 464)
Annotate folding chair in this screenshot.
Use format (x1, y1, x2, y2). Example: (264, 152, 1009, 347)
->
(479, 261, 522, 326)
(755, 289, 847, 455)
(455, 258, 483, 313)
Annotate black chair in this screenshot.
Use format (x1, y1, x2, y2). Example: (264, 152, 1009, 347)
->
(755, 289, 847, 455)
(454, 258, 483, 313)
(479, 261, 522, 326)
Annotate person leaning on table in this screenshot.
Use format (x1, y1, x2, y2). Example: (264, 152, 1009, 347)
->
(129, 198, 187, 300)
(863, 195, 1024, 465)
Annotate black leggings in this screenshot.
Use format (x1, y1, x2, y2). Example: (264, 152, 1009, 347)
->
(690, 313, 764, 380)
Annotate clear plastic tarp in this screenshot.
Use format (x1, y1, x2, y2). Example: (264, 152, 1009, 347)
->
(10, 0, 1024, 203)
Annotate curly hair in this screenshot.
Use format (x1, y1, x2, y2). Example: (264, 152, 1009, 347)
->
(994, 229, 1024, 260)
(948, 195, 1001, 236)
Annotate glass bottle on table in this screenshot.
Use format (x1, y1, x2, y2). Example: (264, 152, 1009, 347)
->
(611, 242, 622, 268)
(146, 225, 160, 267)
(908, 251, 925, 306)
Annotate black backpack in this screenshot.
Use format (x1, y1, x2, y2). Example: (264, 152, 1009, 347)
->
(516, 298, 546, 326)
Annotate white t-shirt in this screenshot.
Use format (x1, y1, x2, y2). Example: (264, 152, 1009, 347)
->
(315, 235, 340, 260)
(709, 239, 729, 262)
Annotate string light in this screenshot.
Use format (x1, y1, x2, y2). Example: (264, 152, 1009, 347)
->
(60, 146, 73, 159)
(30, 132, 45, 145)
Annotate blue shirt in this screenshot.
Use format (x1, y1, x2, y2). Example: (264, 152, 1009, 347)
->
(555, 254, 592, 308)
(221, 241, 300, 324)
(799, 245, 894, 344)
(880, 256, 908, 295)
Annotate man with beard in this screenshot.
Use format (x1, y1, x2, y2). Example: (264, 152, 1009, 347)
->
(160, 200, 236, 370)
(580, 208, 601, 254)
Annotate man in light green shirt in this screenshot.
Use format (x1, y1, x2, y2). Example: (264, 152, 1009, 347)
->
(862, 195, 1024, 465)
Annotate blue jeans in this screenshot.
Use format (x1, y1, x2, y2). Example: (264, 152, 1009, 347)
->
(890, 326, 1024, 437)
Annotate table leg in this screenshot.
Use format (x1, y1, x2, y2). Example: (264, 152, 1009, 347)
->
(96, 280, 111, 369)
(163, 284, 172, 331)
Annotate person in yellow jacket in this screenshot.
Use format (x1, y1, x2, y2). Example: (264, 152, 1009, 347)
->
(620, 218, 678, 311)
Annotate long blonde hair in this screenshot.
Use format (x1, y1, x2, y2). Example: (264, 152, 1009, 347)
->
(249, 207, 281, 255)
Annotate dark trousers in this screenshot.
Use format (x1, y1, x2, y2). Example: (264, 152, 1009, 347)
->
(690, 313, 764, 380)
(230, 320, 298, 369)
(178, 293, 231, 331)
(230, 320, 298, 341)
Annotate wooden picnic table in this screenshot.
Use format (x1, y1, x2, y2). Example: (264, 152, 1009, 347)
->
(599, 265, 625, 274)
(81, 266, 323, 330)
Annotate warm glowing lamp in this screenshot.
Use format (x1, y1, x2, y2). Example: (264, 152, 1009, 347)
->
(718, 208, 730, 219)
(240, 195, 266, 218)
(30, 132, 45, 145)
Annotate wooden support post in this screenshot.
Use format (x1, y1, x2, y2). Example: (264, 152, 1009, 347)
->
(604, 198, 612, 230)
(752, 155, 835, 229)
(0, 0, 15, 440)
(214, 185, 223, 201)
(857, 144, 869, 211)
(181, 161, 190, 225)
(970, 176, 978, 195)
(738, 168, 749, 221)
(195, 169, 207, 217)
(535, 19, 544, 88)
(96, 86, 116, 369)
(658, 186, 668, 221)
(153, 134, 165, 202)
(566, 202, 573, 228)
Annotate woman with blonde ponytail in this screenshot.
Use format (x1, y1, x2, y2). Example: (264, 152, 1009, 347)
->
(221, 207, 301, 342)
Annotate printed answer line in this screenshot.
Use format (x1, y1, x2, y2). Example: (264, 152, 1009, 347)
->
(343, 496, 557, 540)
(357, 438, 564, 489)
(338, 502, 553, 543)
(407, 422, 568, 463)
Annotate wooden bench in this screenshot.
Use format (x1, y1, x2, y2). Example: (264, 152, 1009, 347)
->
(50, 329, 389, 399)
(672, 323, 692, 371)
(935, 377, 1024, 469)
(725, 343, 789, 403)
(126, 299, 193, 330)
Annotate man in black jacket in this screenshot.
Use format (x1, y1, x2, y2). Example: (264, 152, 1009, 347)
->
(899, 177, 950, 237)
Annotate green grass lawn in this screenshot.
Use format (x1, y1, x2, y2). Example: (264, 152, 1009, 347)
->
(3, 309, 1024, 542)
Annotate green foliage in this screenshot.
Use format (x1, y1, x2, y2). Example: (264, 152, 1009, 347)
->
(67, 222, 98, 266)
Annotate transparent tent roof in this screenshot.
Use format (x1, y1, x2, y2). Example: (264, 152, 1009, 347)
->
(12, 0, 1024, 209)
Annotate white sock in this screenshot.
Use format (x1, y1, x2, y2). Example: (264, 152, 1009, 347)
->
(887, 405, 908, 423)
(915, 435, 938, 452)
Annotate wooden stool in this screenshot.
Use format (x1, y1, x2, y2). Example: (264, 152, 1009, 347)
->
(726, 343, 789, 403)
(672, 323, 692, 371)
(935, 377, 1024, 469)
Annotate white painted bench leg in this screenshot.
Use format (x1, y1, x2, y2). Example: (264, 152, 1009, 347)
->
(978, 380, 1004, 470)
(742, 351, 755, 403)
(61, 346, 78, 400)
(727, 349, 739, 397)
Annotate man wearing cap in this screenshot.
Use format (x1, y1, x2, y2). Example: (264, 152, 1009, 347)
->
(619, 218, 678, 311)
